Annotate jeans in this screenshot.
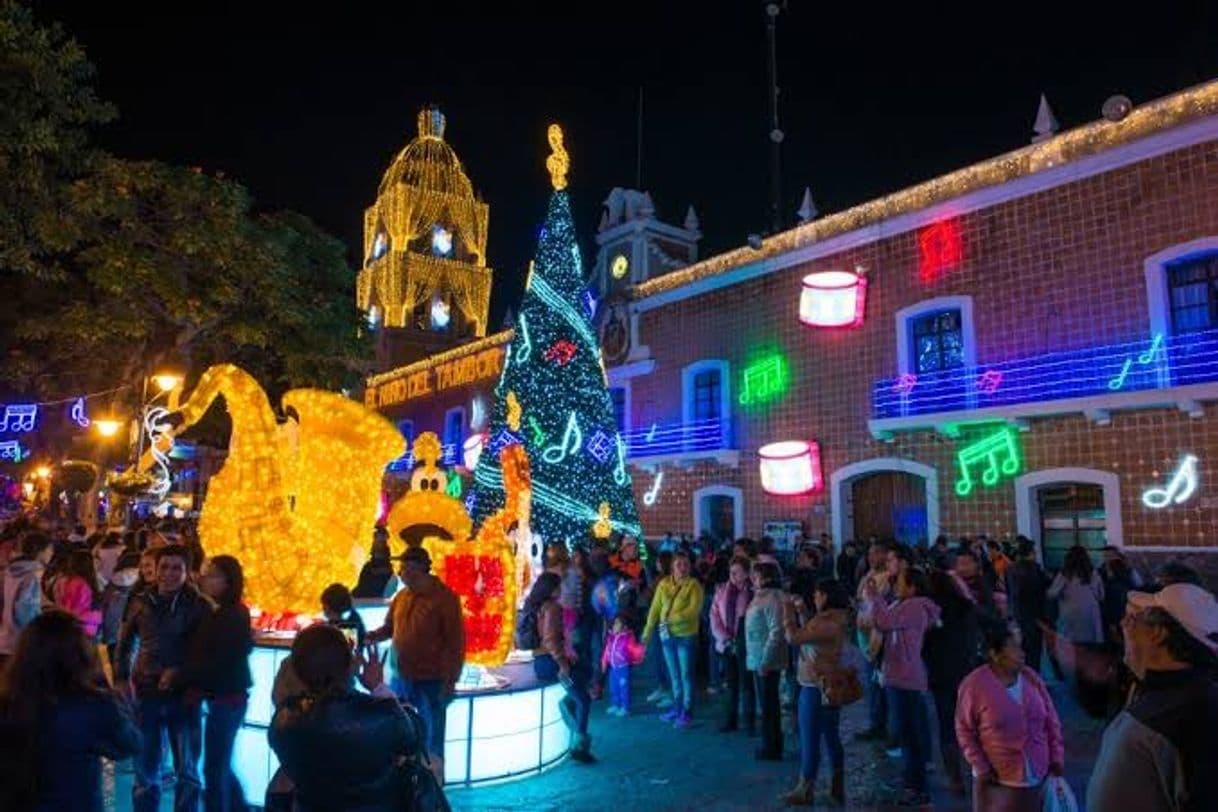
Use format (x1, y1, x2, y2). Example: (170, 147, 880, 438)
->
(535, 653, 591, 735)
(393, 678, 448, 758)
(891, 687, 930, 793)
(798, 685, 843, 784)
(134, 692, 202, 812)
(755, 670, 783, 755)
(203, 699, 247, 812)
(653, 636, 670, 689)
(862, 656, 886, 732)
(931, 683, 964, 785)
(661, 634, 696, 713)
(608, 664, 631, 710)
(722, 647, 756, 729)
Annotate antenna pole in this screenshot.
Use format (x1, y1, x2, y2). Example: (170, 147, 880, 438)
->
(764, 2, 783, 234)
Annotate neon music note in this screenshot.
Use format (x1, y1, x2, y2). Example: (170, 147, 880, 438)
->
(528, 417, 547, 446)
(70, 397, 90, 428)
(977, 370, 1003, 395)
(1142, 454, 1199, 509)
(613, 435, 628, 486)
(892, 373, 918, 397)
(514, 313, 534, 363)
(541, 412, 582, 464)
(645, 423, 658, 442)
(0, 441, 26, 462)
(1138, 333, 1165, 365)
(738, 356, 786, 405)
(1107, 358, 1133, 391)
(643, 471, 664, 506)
(954, 427, 1022, 497)
(0, 404, 37, 433)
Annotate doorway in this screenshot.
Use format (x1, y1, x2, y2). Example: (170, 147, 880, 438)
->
(693, 485, 743, 544)
(851, 472, 928, 546)
(1037, 484, 1106, 570)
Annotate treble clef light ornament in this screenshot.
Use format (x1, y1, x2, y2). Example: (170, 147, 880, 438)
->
(143, 406, 175, 499)
(546, 124, 569, 191)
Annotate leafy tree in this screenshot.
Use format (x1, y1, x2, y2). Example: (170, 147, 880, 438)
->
(0, 1, 114, 282)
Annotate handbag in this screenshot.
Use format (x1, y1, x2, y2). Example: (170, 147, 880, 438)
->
(1042, 776, 1078, 812)
(819, 665, 863, 707)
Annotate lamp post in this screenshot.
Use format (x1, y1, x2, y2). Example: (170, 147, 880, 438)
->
(134, 368, 183, 469)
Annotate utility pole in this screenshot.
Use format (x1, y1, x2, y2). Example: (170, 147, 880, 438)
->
(764, 2, 784, 235)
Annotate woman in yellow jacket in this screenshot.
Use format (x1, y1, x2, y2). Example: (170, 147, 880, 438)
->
(642, 550, 704, 728)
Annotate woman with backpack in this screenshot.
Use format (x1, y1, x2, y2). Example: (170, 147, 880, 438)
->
(518, 570, 595, 764)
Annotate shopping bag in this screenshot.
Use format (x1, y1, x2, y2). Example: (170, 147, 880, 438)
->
(1042, 776, 1078, 812)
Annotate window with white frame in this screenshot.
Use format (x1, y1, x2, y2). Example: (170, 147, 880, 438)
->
(681, 360, 731, 447)
(1166, 252, 1218, 334)
(895, 296, 976, 376)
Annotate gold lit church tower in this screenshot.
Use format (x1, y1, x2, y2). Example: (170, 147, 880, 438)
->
(358, 107, 492, 367)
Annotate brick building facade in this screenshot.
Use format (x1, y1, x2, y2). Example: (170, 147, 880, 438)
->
(366, 81, 1218, 576)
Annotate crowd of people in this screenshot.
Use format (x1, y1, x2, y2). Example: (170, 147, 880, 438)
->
(514, 529, 1218, 811)
(1, 510, 1217, 811)
(0, 516, 451, 812)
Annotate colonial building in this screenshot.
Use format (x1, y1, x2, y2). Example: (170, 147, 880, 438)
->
(365, 82, 1218, 578)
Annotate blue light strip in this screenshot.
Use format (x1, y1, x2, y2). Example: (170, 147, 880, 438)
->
(871, 330, 1218, 419)
(620, 418, 728, 458)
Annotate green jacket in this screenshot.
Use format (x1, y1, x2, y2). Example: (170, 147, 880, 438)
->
(643, 575, 704, 642)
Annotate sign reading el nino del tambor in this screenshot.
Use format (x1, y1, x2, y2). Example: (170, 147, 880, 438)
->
(366, 347, 505, 408)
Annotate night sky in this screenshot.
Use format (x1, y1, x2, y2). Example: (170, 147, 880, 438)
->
(33, 1, 1218, 327)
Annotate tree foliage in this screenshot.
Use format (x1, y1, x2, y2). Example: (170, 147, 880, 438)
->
(0, 3, 369, 418)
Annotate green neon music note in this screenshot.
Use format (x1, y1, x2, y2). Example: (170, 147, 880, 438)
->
(954, 427, 1022, 497)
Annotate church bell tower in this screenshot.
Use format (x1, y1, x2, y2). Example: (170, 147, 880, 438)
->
(358, 107, 493, 369)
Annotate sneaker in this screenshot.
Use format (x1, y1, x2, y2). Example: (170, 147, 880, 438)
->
(673, 711, 691, 729)
(659, 707, 681, 722)
(646, 688, 666, 703)
(706, 686, 719, 696)
(609, 706, 626, 717)
(886, 747, 903, 759)
(655, 696, 674, 709)
(569, 748, 598, 764)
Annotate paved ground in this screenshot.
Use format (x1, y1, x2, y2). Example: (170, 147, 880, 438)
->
(446, 666, 1102, 812)
(105, 654, 1103, 811)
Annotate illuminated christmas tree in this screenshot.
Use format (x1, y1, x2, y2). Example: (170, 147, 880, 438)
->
(471, 125, 640, 545)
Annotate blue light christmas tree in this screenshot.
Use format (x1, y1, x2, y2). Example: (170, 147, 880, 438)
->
(471, 125, 640, 544)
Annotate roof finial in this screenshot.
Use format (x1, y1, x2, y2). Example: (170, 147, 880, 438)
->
(546, 124, 569, 190)
(417, 107, 446, 140)
(797, 187, 818, 223)
(1032, 94, 1059, 143)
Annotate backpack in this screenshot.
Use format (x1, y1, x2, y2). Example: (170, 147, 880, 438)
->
(515, 604, 541, 650)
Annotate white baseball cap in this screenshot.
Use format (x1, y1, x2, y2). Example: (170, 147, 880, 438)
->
(1128, 583, 1218, 654)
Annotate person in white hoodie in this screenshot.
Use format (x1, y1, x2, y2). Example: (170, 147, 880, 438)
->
(0, 533, 54, 665)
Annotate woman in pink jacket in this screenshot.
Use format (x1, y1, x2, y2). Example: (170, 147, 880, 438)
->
(709, 556, 754, 733)
(51, 549, 102, 639)
(955, 618, 1065, 812)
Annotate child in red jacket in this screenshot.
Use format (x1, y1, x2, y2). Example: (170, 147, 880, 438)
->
(601, 613, 645, 716)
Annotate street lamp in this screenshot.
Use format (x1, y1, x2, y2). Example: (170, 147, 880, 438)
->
(152, 372, 183, 393)
(94, 417, 123, 438)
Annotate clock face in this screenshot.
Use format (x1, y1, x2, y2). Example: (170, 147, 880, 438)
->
(432, 225, 453, 257)
(610, 253, 629, 280)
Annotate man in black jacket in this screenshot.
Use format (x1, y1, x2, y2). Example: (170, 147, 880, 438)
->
(1005, 537, 1050, 672)
(115, 544, 210, 812)
(271, 623, 431, 812)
